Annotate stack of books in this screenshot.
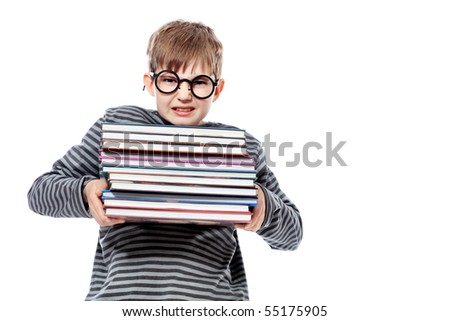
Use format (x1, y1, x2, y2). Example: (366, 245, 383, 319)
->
(99, 122, 258, 224)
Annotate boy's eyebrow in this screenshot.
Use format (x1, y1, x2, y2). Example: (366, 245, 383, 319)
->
(155, 69, 215, 79)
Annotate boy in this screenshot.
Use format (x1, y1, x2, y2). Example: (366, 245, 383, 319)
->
(28, 20, 302, 300)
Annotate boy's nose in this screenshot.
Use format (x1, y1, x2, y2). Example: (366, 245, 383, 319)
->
(177, 82, 192, 100)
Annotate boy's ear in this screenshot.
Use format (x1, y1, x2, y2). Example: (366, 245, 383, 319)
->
(212, 79, 225, 102)
(143, 73, 155, 96)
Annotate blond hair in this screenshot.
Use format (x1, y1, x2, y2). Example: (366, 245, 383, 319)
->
(147, 20, 223, 79)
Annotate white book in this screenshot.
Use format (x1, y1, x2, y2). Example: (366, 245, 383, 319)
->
(105, 208, 252, 223)
(102, 123, 246, 139)
(103, 198, 250, 212)
(101, 166, 257, 179)
(102, 131, 245, 146)
(109, 181, 258, 196)
(100, 158, 255, 172)
(102, 141, 247, 156)
(107, 172, 255, 187)
(101, 191, 258, 206)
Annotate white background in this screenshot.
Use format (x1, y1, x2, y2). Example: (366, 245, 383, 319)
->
(1, 0, 449, 320)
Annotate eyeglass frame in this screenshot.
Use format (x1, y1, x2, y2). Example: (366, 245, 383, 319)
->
(149, 70, 219, 100)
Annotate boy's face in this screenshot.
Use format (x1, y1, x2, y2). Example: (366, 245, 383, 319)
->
(144, 63, 224, 126)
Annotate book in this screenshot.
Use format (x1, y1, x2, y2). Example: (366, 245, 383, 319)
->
(105, 208, 252, 223)
(102, 131, 245, 146)
(102, 122, 246, 139)
(100, 149, 254, 163)
(101, 166, 257, 179)
(102, 141, 248, 156)
(102, 198, 251, 212)
(100, 157, 256, 172)
(103, 172, 255, 187)
(102, 191, 258, 206)
(108, 180, 258, 196)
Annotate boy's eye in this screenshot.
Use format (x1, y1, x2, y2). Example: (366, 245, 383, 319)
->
(161, 77, 177, 84)
(193, 77, 210, 86)
(193, 80, 207, 86)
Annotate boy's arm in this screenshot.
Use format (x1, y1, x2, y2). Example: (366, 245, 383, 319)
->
(253, 143, 303, 251)
(27, 119, 103, 218)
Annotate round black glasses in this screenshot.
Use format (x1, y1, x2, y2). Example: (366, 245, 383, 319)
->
(151, 70, 218, 99)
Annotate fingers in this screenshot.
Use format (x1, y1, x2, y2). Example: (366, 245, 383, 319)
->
(234, 214, 263, 232)
(239, 206, 265, 232)
(85, 179, 125, 227)
(234, 185, 266, 232)
(88, 192, 125, 227)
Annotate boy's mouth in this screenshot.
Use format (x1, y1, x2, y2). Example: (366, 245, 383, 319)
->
(172, 107, 195, 116)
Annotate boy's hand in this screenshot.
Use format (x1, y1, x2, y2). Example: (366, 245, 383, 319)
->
(234, 184, 265, 232)
(83, 179, 125, 226)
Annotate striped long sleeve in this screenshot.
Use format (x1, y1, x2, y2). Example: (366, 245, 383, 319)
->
(256, 165, 303, 250)
(246, 133, 302, 251)
(27, 118, 103, 218)
(27, 106, 167, 218)
(27, 105, 302, 301)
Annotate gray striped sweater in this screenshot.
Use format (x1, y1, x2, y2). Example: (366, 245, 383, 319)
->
(27, 106, 302, 300)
